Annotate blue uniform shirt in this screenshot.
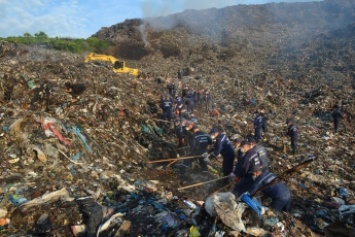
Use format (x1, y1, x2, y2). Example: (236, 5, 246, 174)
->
(234, 148, 261, 178)
(191, 131, 212, 155)
(249, 171, 290, 200)
(287, 124, 299, 141)
(209, 133, 234, 158)
(332, 109, 343, 121)
(175, 125, 186, 139)
(253, 144, 269, 172)
(254, 114, 263, 128)
(161, 99, 173, 111)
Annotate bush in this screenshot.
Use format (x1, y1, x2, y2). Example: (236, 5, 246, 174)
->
(0, 32, 109, 54)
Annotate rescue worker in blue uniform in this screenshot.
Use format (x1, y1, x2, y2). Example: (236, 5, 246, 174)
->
(206, 128, 235, 176)
(248, 137, 269, 172)
(167, 82, 176, 97)
(182, 120, 197, 167)
(332, 105, 343, 133)
(174, 118, 187, 153)
(287, 119, 299, 155)
(230, 140, 261, 197)
(233, 138, 245, 165)
(254, 111, 264, 141)
(249, 164, 291, 212)
(186, 124, 212, 171)
(260, 109, 268, 133)
(160, 95, 173, 121)
(185, 92, 195, 113)
(182, 84, 189, 99)
(174, 96, 184, 117)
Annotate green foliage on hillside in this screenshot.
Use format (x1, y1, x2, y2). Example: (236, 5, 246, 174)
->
(0, 32, 109, 53)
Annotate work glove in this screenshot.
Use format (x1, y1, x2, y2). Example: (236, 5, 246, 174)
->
(201, 152, 210, 163)
(203, 156, 210, 163)
(208, 154, 215, 159)
(233, 176, 241, 183)
(228, 172, 236, 182)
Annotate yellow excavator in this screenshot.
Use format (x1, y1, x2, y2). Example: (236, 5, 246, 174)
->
(84, 52, 139, 76)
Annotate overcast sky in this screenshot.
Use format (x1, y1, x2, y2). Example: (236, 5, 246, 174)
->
(0, 0, 320, 38)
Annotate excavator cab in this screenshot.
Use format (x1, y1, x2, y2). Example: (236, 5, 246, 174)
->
(113, 61, 124, 69)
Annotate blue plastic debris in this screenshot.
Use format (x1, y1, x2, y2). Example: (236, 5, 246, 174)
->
(240, 193, 262, 218)
(70, 126, 93, 153)
(316, 209, 332, 222)
(68, 153, 82, 175)
(175, 209, 186, 220)
(148, 200, 165, 209)
(9, 194, 28, 206)
(338, 187, 349, 198)
(162, 213, 177, 230)
(299, 182, 307, 189)
(250, 98, 257, 105)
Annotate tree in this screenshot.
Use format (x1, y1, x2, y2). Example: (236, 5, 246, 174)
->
(23, 32, 32, 38)
(34, 31, 48, 41)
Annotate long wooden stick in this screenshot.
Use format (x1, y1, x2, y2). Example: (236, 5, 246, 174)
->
(147, 155, 203, 164)
(178, 176, 228, 191)
(250, 158, 315, 197)
(212, 182, 233, 195)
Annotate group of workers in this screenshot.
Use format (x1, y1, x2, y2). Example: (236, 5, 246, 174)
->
(163, 79, 213, 118)
(159, 77, 345, 214)
(174, 113, 291, 213)
(159, 90, 291, 213)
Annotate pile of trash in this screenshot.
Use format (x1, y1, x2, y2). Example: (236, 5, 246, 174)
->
(0, 31, 355, 237)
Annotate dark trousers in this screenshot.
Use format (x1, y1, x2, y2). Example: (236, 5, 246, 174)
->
(291, 138, 298, 154)
(222, 153, 235, 176)
(177, 138, 187, 156)
(187, 103, 194, 113)
(168, 88, 175, 97)
(162, 109, 173, 121)
(334, 119, 340, 132)
(234, 174, 254, 197)
(271, 197, 291, 212)
(255, 127, 262, 140)
(262, 123, 267, 133)
(199, 157, 208, 171)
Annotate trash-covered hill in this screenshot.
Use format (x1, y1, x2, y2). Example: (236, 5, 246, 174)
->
(0, 38, 354, 236)
(0, 0, 355, 236)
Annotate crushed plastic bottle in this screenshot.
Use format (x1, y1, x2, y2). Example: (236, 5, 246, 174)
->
(183, 200, 197, 209)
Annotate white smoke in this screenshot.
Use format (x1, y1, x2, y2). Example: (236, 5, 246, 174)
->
(138, 0, 321, 44)
(140, 0, 319, 18)
(138, 23, 149, 47)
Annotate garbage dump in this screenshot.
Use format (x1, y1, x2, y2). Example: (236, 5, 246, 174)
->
(1, 4, 355, 234)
